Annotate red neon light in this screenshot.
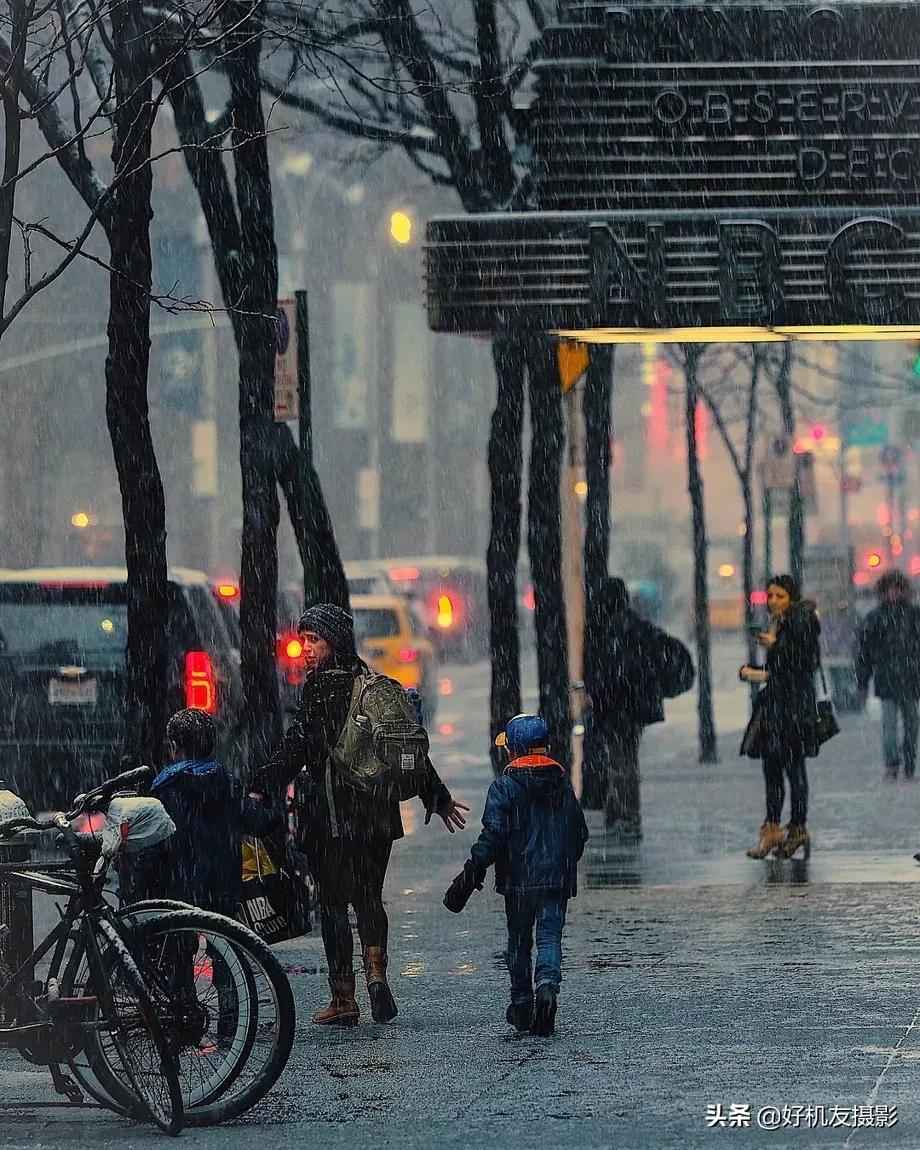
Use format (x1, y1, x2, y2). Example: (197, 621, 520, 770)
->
(749, 590, 768, 607)
(397, 646, 420, 664)
(389, 566, 420, 582)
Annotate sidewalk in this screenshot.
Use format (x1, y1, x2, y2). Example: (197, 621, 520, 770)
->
(4, 664, 920, 1149)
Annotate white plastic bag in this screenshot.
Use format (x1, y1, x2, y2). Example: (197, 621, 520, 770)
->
(99, 796, 176, 859)
(0, 787, 31, 826)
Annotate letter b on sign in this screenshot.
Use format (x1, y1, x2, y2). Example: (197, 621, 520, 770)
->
(719, 223, 784, 322)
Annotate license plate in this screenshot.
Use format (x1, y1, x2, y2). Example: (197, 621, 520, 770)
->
(48, 678, 98, 706)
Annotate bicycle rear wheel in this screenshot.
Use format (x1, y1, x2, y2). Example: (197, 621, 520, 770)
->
(85, 917, 184, 1135)
(68, 907, 294, 1126)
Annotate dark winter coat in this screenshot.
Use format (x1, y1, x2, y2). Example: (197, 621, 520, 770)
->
(249, 660, 452, 849)
(119, 759, 279, 915)
(468, 755, 589, 897)
(759, 603, 821, 757)
(591, 608, 693, 732)
(855, 601, 920, 701)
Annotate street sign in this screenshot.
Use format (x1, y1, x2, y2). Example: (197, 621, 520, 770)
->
(274, 298, 299, 421)
(843, 416, 888, 447)
(557, 342, 590, 394)
(761, 434, 795, 491)
(839, 475, 862, 495)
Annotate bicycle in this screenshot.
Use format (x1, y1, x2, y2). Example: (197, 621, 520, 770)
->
(0, 765, 184, 1135)
(62, 901, 295, 1125)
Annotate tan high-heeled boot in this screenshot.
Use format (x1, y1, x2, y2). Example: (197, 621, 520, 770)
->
(746, 821, 785, 859)
(775, 825, 811, 860)
(312, 974, 360, 1026)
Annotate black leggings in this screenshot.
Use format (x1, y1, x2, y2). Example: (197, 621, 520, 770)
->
(763, 746, 809, 827)
(310, 835, 393, 977)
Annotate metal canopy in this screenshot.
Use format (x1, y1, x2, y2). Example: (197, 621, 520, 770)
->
(425, 2, 920, 340)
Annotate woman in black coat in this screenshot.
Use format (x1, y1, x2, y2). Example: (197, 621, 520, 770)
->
(250, 604, 468, 1028)
(740, 575, 820, 860)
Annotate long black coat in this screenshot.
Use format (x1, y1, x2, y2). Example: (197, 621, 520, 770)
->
(250, 661, 452, 848)
(590, 608, 691, 732)
(760, 603, 821, 757)
(855, 602, 920, 700)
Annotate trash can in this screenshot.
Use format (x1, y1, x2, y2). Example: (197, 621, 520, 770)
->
(0, 839, 33, 974)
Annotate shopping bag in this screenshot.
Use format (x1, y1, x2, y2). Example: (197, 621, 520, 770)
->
(810, 663, 841, 751)
(237, 836, 311, 944)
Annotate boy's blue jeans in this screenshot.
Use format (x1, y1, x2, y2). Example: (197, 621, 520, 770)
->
(504, 893, 568, 1005)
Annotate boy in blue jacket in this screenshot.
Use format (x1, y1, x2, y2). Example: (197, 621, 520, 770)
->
(444, 714, 589, 1036)
(120, 709, 279, 914)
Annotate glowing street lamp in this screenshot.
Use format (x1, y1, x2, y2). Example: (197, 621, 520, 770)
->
(389, 211, 413, 245)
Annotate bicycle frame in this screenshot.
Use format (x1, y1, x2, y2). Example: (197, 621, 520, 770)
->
(0, 857, 118, 1046)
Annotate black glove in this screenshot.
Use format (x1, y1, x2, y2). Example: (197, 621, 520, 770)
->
(443, 861, 484, 913)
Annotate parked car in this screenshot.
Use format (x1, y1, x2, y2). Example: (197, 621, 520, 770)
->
(0, 567, 244, 811)
(351, 594, 439, 724)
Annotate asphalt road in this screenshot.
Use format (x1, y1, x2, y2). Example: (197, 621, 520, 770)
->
(4, 643, 920, 1148)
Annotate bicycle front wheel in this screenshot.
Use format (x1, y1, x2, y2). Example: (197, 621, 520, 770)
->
(84, 917, 184, 1136)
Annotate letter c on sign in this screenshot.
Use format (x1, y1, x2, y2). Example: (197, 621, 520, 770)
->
(654, 90, 687, 125)
(826, 219, 906, 320)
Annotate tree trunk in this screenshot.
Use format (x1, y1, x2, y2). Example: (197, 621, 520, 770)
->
(581, 344, 613, 807)
(685, 350, 718, 763)
(774, 345, 804, 585)
(169, 64, 347, 642)
(273, 424, 349, 609)
(526, 335, 571, 768)
(226, 6, 281, 762)
(487, 333, 525, 774)
(105, 0, 168, 767)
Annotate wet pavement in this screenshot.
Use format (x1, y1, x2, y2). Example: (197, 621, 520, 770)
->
(4, 645, 920, 1147)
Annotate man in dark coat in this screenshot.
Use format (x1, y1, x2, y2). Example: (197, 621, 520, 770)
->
(589, 577, 694, 833)
(249, 603, 469, 1027)
(855, 571, 920, 779)
(443, 714, 589, 1036)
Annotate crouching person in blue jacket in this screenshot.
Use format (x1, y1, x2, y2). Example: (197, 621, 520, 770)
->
(443, 714, 589, 1036)
(120, 709, 280, 915)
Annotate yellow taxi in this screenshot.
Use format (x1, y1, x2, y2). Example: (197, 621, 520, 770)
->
(351, 594, 438, 723)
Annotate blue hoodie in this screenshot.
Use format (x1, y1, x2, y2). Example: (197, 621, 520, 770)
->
(468, 755, 589, 897)
(121, 759, 280, 914)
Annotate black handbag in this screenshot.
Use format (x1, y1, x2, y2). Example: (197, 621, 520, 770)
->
(811, 663, 841, 748)
(740, 690, 765, 759)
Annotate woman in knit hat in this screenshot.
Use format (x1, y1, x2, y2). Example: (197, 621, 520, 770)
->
(250, 603, 468, 1027)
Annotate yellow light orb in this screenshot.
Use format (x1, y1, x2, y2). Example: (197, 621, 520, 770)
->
(390, 211, 412, 245)
(71, 512, 90, 529)
(718, 563, 735, 578)
(101, 619, 115, 634)
(574, 480, 588, 498)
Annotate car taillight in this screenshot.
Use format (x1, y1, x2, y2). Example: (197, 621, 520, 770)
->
(277, 634, 305, 665)
(185, 650, 216, 713)
(435, 595, 455, 629)
(398, 646, 420, 663)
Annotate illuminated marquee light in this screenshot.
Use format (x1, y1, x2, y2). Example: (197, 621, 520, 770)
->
(426, 2, 920, 341)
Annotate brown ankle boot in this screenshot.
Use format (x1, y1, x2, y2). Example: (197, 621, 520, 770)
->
(775, 824, 811, 860)
(312, 974, 359, 1026)
(363, 947, 398, 1023)
(746, 821, 785, 859)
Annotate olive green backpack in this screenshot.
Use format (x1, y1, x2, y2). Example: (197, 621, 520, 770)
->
(329, 670, 429, 798)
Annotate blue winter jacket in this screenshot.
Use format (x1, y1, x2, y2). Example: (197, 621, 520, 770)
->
(119, 759, 281, 914)
(468, 756, 589, 897)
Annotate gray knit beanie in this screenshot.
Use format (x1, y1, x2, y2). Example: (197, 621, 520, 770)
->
(297, 603, 356, 661)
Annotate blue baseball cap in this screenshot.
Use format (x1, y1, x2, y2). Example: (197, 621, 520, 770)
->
(495, 714, 549, 752)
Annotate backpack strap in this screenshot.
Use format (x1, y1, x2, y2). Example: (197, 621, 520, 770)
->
(325, 673, 368, 839)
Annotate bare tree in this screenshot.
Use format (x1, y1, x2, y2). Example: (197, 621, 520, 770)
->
(262, 0, 576, 763)
(682, 345, 718, 764)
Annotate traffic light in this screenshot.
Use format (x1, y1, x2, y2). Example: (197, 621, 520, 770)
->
(811, 423, 826, 442)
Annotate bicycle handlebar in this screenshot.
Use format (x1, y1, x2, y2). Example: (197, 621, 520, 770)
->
(0, 764, 152, 840)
